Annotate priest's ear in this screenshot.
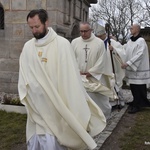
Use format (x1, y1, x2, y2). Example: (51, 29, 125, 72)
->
(45, 19, 49, 28)
(91, 29, 94, 32)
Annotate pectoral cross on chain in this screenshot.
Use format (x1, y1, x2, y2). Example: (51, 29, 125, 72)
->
(83, 44, 90, 63)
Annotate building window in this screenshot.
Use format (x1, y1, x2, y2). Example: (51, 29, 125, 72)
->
(83, 9, 88, 21)
(83, 9, 85, 21)
(85, 11, 88, 21)
(0, 4, 4, 30)
(73, 0, 82, 20)
(64, 0, 71, 25)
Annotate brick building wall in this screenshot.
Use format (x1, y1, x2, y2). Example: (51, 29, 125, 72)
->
(0, 0, 97, 94)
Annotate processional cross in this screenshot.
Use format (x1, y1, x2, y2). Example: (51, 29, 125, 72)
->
(83, 44, 90, 63)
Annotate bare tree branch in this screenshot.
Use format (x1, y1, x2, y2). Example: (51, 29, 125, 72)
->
(90, 0, 150, 43)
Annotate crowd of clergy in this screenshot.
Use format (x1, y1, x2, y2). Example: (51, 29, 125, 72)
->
(18, 9, 150, 150)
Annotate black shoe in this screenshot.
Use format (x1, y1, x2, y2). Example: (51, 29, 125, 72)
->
(128, 105, 133, 111)
(128, 107, 140, 114)
(126, 102, 133, 106)
(112, 104, 124, 111)
(111, 105, 120, 111)
(117, 104, 124, 109)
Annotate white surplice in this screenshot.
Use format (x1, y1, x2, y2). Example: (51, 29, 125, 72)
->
(27, 134, 67, 150)
(124, 37, 150, 84)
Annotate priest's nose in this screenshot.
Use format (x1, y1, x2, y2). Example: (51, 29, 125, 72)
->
(32, 27, 38, 34)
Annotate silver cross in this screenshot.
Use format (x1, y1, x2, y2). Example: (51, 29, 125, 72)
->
(83, 44, 90, 63)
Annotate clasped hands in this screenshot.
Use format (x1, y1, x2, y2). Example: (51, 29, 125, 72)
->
(80, 72, 92, 78)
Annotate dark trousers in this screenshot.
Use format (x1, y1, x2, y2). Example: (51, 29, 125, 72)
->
(130, 84, 150, 108)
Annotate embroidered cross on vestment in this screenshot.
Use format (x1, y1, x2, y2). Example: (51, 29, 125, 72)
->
(83, 44, 90, 63)
(38, 51, 47, 62)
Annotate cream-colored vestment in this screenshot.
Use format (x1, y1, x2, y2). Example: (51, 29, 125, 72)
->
(71, 34, 117, 119)
(18, 28, 106, 150)
(105, 38, 126, 106)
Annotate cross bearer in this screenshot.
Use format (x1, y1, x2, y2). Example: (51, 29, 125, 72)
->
(71, 22, 117, 119)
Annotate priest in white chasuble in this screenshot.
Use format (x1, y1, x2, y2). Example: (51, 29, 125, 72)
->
(18, 9, 106, 150)
(95, 24, 126, 109)
(71, 22, 117, 119)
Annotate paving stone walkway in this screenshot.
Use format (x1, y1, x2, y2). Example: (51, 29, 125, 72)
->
(86, 89, 132, 150)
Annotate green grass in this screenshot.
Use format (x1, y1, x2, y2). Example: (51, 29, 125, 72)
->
(0, 110, 26, 150)
(0, 108, 150, 150)
(120, 108, 150, 150)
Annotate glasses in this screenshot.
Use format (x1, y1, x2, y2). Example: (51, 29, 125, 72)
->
(80, 29, 91, 33)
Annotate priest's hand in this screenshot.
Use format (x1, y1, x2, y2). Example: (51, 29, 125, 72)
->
(121, 63, 128, 69)
(80, 72, 92, 78)
(86, 72, 92, 78)
(109, 45, 114, 51)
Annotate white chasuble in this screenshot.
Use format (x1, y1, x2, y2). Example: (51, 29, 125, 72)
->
(107, 39, 126, 88)
(105, 39, 126, 106)
(71, 34, 117, 99)
(18, 28, 106, 150)
(71, 34, 117, 119)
